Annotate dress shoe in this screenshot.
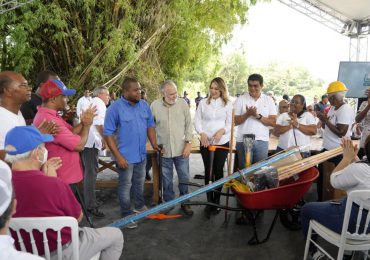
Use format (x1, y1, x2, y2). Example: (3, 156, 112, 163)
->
(87, 208, 105, 219)
(181, 204, 194, 216)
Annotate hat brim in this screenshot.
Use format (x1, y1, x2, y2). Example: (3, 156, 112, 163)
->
(62, 89, 76, 96)
(41, 134, 54, 143)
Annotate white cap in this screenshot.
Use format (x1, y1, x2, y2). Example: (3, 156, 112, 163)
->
(0, 160, 12, 215)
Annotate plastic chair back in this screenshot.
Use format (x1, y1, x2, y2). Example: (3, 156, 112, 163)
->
(9, 216, 79, 260)
(341, 190, 370, 241)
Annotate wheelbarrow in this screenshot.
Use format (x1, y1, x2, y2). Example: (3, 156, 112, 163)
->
(184, 167, 319, 245)
(232, 167, 319, 245)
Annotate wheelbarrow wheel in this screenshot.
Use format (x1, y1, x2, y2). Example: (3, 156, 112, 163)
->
(279, 200, 305, 231)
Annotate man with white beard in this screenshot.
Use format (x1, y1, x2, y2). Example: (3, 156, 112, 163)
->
(150, 80, 194, 215)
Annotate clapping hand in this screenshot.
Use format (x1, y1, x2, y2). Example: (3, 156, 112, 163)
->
(365, 88, 370, 103)
(316, 111, 328, 124)
(42, 157, 62, 177)
(80, 104, 97, 126)
(246, 106, 257, 118)
(38, 119, 59, 135)
(341, 138, 358, 162)
(289, 113, 299, 128)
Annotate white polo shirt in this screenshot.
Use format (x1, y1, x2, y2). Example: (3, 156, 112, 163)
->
(0, 107, 26, 149)
(276, 111, 316, 152)
(76, 96, 92, 119)
(233, 93, 277, 142)
(323, 104, 355, 150)
(83, 97, 106, 150)
(194, 98, 233, 145)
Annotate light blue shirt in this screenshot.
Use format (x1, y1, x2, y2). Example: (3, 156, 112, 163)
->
(104, 97, 155, 164)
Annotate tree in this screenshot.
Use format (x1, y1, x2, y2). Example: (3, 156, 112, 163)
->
(257, 62, 326, 99)
(218, 52, 250, 96)
(0, 0, 253, 101)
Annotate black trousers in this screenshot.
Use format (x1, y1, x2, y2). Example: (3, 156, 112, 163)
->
(200, 142, 229, 205)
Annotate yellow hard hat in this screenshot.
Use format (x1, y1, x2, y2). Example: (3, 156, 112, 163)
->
(327, 81, 348, 94)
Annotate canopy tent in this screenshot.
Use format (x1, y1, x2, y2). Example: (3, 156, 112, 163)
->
(277, 0, 370, 61)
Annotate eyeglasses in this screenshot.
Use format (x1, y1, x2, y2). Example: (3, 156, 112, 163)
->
(290, 100, 301, 105)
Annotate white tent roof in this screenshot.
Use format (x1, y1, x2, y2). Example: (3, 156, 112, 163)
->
(315, 0, 370, 22)
(278, 0, 370, 36)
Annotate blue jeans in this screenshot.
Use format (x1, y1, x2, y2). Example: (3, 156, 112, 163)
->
(236, 140, 269, 169)
(161, 156, 190, 202)
(301, 197, 369, 240)
(117, 159, 146, 217)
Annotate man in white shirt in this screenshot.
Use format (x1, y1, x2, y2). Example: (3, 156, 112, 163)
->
(0, 71, 58, 161)
(0, 160, 43, 260)
(316, 81, 355, 201)
(317, 81, 355, 151)
(76, 89, 92, 119)
(0, 71, 29, 160)
(81, 87, 110, 218)
(234, 74, 277, 168)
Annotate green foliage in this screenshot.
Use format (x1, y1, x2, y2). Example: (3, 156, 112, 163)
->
(0, 0, 252, 102)
(218, 53, 325, 100)
(219, 52, 250, 96)
(257, 62, 326, 100)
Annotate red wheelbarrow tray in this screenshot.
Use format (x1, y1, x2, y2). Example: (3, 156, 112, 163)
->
(232, 167, 319, 210)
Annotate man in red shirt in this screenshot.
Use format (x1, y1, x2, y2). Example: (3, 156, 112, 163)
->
(33, 79, 96, 184)
(4, 126, 123, 260)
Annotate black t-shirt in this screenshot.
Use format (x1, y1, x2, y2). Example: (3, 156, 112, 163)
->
(20, 93, 42, 123)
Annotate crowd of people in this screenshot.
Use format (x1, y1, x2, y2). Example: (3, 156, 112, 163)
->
(1, 69, 370, 259)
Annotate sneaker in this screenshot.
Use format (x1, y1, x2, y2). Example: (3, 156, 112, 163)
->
(310, 250, 325, 260)
(125, 221, 138, 229)
(96, 200, 103, 207)
(87, 208, 105, 219)
(133, 205, 148, 213)
(181, 204, 194, 216)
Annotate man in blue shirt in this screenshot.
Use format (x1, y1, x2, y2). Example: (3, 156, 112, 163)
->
(314, 94, 329, 113)
(104, 77, 159, 228)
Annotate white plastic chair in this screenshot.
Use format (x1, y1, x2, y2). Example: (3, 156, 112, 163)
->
(303, 190, 370, 260)
(9, 216, 100, 260)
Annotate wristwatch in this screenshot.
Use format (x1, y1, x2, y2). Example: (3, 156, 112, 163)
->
(257, 114, 262, 120)
(185, 140, 191, 144)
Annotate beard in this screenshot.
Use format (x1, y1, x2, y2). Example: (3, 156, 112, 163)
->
(127, 96, 140, 103)
(165, 98, 177, 105)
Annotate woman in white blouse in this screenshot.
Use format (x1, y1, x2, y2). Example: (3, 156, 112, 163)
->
(274, 94, 317, 157)
(194, 77, 233, 217)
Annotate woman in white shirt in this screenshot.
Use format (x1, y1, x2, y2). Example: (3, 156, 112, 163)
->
(274, 94, 317, 157)
(301, 138, 370, 259)
(194, 77, 233, 216)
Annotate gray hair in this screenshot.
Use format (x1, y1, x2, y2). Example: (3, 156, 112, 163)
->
(5, 150, 32, 164)
(93, 86, 108, 97)
(160, 80, 177, 93)
(329, 91, 346, 101)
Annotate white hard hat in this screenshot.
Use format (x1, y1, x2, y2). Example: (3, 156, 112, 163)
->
(0, 160, 12, 215)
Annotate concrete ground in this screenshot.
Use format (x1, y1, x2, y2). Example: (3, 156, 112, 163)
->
(83, 154, 363, 260)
